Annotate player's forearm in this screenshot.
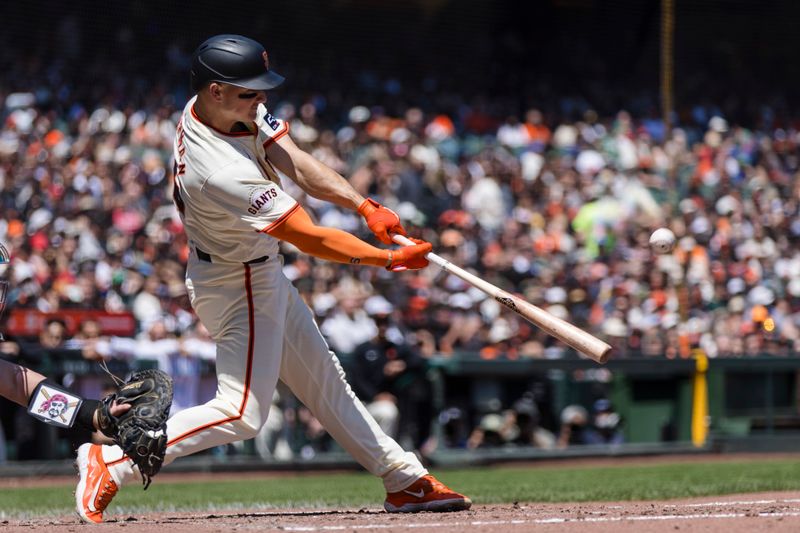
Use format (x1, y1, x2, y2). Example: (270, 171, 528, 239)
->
(284, 224, 390, 267)
(0, 359, 46, 406)
(292, 151, 364, 210)
(269, 205, 390, 266)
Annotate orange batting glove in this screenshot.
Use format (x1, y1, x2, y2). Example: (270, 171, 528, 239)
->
(387, 238, 432, 272)
(358, 198, 407, 245)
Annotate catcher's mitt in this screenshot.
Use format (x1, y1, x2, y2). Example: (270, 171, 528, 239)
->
(97, 369, 173, 489)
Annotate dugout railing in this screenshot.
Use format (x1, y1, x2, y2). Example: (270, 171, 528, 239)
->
(422, 353, 800, 456)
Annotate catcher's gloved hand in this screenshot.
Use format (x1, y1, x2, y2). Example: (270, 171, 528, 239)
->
(96, 369, 173, 489)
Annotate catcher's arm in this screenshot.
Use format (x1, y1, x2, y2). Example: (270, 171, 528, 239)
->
(0, 358, 46, 406)
(0, 359, 129, 442)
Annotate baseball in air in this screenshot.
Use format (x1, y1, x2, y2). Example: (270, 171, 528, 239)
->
(649, 228, 676, 254)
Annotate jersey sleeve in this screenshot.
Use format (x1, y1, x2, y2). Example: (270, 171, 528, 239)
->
(256, 104, 290, 149)
(201, 160, 298, 232)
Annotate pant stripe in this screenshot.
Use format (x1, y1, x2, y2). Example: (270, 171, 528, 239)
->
(167, 263, 256, 446)
(106, 263, 255, 467)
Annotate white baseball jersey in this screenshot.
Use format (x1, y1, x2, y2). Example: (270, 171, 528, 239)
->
(100, 95, 427, 494)
(172, 96, 299, 262)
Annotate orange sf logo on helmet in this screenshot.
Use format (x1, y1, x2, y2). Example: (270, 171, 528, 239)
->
(262, 51, 269, 70)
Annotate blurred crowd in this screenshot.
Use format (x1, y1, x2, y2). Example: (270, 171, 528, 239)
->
(2, 79, 798, 363)
(2, 22, 800, 460)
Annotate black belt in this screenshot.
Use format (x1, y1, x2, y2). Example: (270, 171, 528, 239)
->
(196, 248, 268, 265)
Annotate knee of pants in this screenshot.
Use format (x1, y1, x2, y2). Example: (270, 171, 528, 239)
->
(239, 406, 270, 439)
(215, 396, 268, 440)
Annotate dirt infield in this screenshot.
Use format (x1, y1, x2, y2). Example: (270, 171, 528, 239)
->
(3, 456, 800, 531)
(3, 491, 800, 532)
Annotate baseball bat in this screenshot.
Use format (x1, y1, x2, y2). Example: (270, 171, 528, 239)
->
(392, 234, 611, 364)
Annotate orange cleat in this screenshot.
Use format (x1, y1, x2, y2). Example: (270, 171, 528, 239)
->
(75, 443, 118, 523)
(384, 474, 472, 513)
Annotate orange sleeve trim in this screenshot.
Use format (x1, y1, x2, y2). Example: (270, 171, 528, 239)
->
(260, 202, 300, 233)
(262, 121, 290, 149)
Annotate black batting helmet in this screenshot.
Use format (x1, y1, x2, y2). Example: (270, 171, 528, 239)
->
(190, 34, 285, 91)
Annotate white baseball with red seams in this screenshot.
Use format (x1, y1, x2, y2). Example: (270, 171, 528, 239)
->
(649, 228, 676, 254)
(98, 97, 427, 493)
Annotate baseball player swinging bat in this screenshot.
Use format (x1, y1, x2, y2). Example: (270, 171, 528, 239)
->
(392, 234, 612, 364)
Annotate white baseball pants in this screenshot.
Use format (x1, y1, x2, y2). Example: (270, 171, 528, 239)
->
(103, 255, 426, 492)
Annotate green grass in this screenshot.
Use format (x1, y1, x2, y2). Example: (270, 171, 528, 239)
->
(2, 458, 800, 519)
